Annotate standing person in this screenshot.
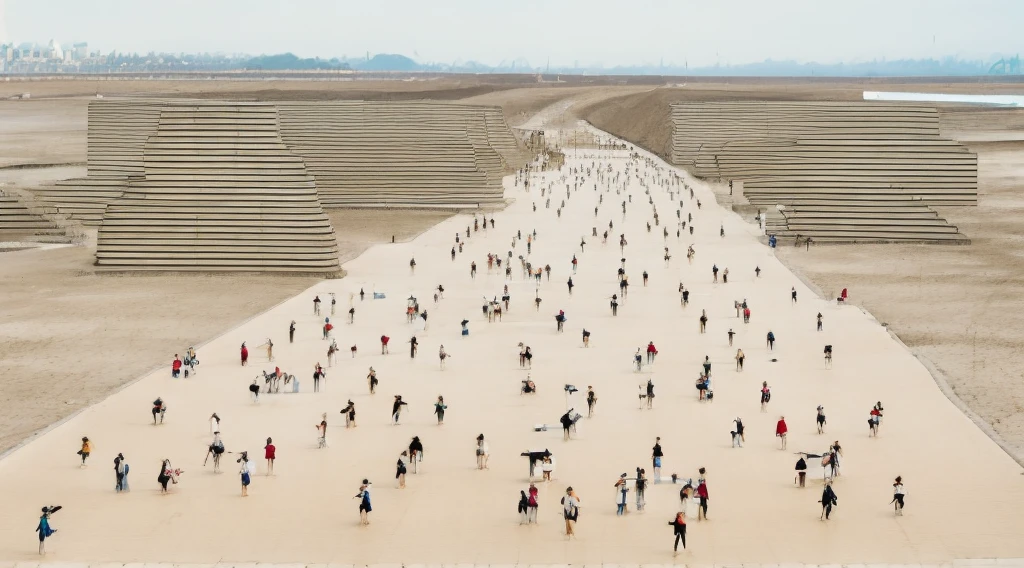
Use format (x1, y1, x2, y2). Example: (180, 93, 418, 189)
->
(289, 320, 296, 343)
(313, 365, 324, 393)
(646, 341, 658, 364)
(696, 478, 709, 520)
(238, 451, 251, 496)
(699, 311, 708, 334)
(586, 386, 597, 417)
(438, 345, 449, 370)
(642, 270, 649, 286)
(408, 436, 424, 473)
(712, 264, 719, 283)
(795, 455, 807, 487)
(652, 437, 664, 481)
(355, 480, 372, 525)
(766, 330, 775, 351)
(791, 287, 798, 303)
(668, 510, 686, 555)
(645, 379, 655, 409)
(817, 405, 827, 433)
(614, 474, 630, 515)
(313, 295, 321, 315)
(702, 355, 712, 377)
(380, 335, 390, 354)
(476, 434, 489, 469)
(816, 312, 823, 331)
(409, 336, 418, 359)
(264, 438, 275, 475)
(870, 404, 882, 436)
(567, 277, 574, 295)
(396, 451, 408, 489)
(36, 506, 61, 555)
(760, 382, 771, 412)
(635, 467, 647, 512)
(829, 441, 844, 477)
(152, 398, 166, 424)
(776, 416, 788, 449)
(77, 437, 91, 468)
(316, 414, 328, 448)
(820, 480, 838, 520)
(728, 328, 735, 346)
(392, 396, 408, 425)
(527, 482, 539, 523)
(735, 349, 745, 371)
(367, 367, 378, 394)
(561, 487, 580, 538)
(240, 342, 248, 366)
(892, 476, 906, 516)
(582, 328, 590, 347)
(114, 453, 128, 492)
(341, 400, 356, 428)
(434, 396, 447, 425)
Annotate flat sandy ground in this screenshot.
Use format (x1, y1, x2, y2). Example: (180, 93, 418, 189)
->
(0, 208, 450, 456)
(0, 124, 1022, 564)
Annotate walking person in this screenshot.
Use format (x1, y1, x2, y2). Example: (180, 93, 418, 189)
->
(434, 396, 447, 425)
(820, 480, 838, 520)
(728, 328, 735, 346)
(152, 398, 166, 424)
(766, 330, 775, 351)
(396, 452, 408, 488)
(409, 436, 424, 473)
(313, 365, 325, 393)
(733, 417, 745, 447)
(735, 349, 745, 371)
(776, 416, 788, 450)
(635, 468, 647, 511)
(587, 386, 597, 417)
(816, 312, 823, 331)
(791, 287, 798, 303)
(668, 510, 687, 555)
(355, 480, 372, 525)
(240, 342, 248, 366)
(238, 451, 252, 496)
(699, 310, 708, 334)
(392, 395, 408, 425)
(518, 490, 530, 524)
(817, 405, 827, 433)
(36, 505, 61, 555)
(289, 320, 296, 343)
(476, 434, 490, 469)
(891, 476, 906, 516)
(561, 487, 580, 538)
(760, 382, 771, 412)
(409, 336, 418, 358)
(77, 436, 92, 467)
(795, 454, 807, 487)
(696, 478, 709, 520)
(367, 367, 378, 394)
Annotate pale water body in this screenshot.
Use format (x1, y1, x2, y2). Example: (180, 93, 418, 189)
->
(864, 91, 1024, 107)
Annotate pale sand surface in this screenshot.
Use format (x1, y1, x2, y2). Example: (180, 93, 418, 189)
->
(0, 123, 1022, 564)
(0, 209, 450, 456)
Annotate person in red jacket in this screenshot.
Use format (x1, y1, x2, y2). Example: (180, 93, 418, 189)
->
(380, 335, 390, 355)
(646, 341, 659, 364)
(696, 479, 709, 520)
(240, 343, 249, 366)
(171, 355, 182, 378)
(264, 437, 276, 475)
(776, 416, 788, 450)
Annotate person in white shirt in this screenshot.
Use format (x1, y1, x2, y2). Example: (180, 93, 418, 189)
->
(238, 451, 251, 497)
(892, 476, 906, 515)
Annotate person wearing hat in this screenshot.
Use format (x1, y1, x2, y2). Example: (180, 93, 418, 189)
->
(355, 479, 372, 525)
(36, 505, 61, 555)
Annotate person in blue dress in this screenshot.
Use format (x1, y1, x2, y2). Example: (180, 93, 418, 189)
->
(355, 480, 372, 525)
(36, 505, 60, 555)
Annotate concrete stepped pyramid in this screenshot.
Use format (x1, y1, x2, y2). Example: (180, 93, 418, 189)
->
(31, 99, 166, 225)
(670, 101, 977, 243)
(37, 98, 526, 217)
(276, 101, 507, 208)
(0, 190, 71, 242)
(95, 103, 340, 273)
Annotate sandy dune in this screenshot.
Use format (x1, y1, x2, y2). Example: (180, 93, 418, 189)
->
(0, 122, 1021, 564)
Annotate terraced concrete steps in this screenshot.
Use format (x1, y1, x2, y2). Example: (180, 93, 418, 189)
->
(0, 191, 71, 242)
(94, 103, 340, 273)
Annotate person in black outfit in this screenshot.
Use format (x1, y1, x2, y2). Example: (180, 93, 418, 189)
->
(652, 437, 664, 481)
(392, 395, 408, 424)
(820, 481, 838, 520)
(795, 455, 807, 487)
(668, 511, 686, 553)
(289, 321, 296, 343)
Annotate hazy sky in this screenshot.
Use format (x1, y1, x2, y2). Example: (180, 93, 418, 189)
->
(4, 0, 1021, 67)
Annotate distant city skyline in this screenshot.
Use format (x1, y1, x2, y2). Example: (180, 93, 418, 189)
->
(4, 0, 1023, 68)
